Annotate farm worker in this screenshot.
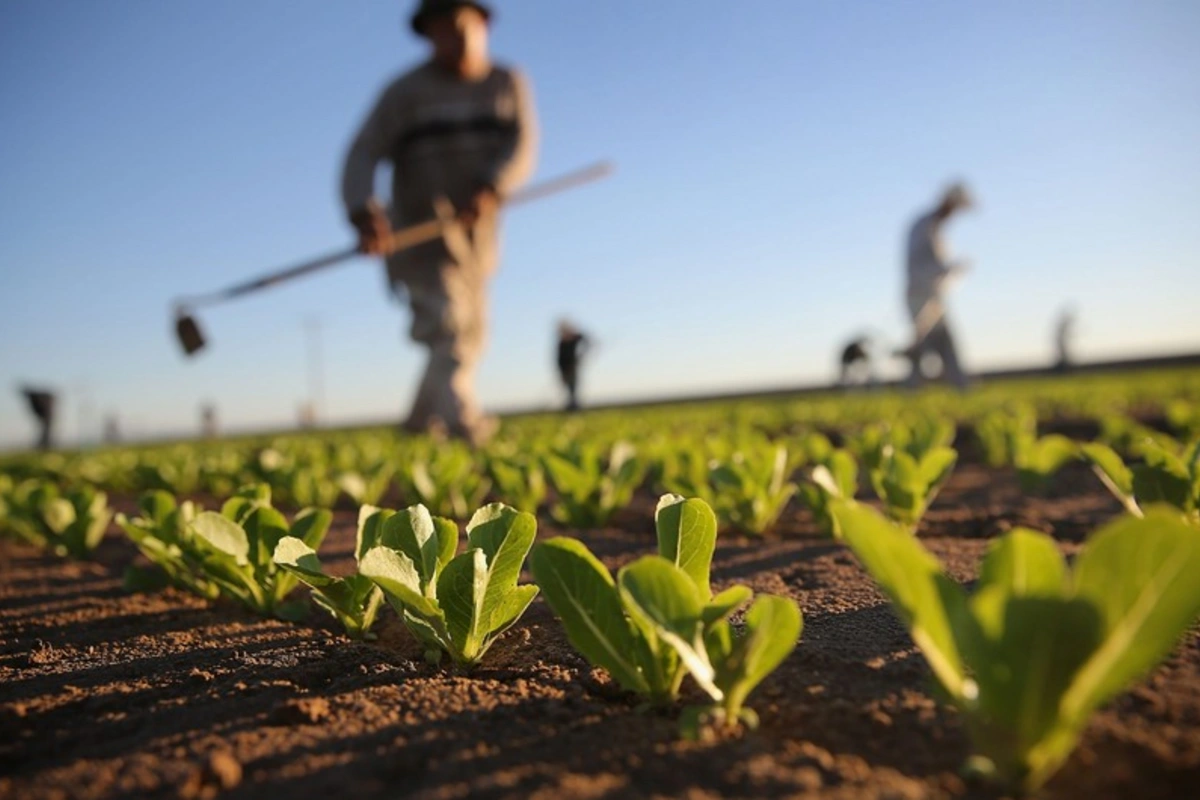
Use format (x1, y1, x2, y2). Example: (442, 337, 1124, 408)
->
(555, 320, 590, 412)
(341, 0, 538, 444)
(20, 387, 56, 451)
(1054, 306, 1077, 372)
(901, 182, 974, 389)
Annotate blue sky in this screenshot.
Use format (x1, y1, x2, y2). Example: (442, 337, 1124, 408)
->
(1, 1, 1198, 447)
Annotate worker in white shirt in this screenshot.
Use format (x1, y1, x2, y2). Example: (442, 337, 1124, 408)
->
(900, 182, 974, 389)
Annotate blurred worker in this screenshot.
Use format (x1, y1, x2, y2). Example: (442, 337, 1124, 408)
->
(342, 0, 538, 445)
(556, 320, 590, 411)
(899, 182, 974, 389)
(200, 403, 218, 438)
(838, 335, 874, 387)
(1055, 306, 1077, 372)
(20, 387, 56, 451)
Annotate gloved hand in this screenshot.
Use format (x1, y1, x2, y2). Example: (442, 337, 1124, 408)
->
(350, 205, 393, 255)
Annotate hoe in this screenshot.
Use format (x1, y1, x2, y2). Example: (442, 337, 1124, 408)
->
(173, 161, 612, 356)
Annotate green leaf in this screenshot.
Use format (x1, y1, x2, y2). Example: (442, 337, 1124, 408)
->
(433, 516, 459, 568)
(360, 545, 441, 618)
(703, 585, 754, 627)
(355, 504, 386, 562)
(977, 529, 1067, 599)
(191, 511, 250, 565)
(1079, 443, 1140, 515)
(654, 494, 718, 599)
(617, 556, 719, 700)
(1062, 509, 1200, 725)
(43, 498, 76, 534)
(831, 500, 969, 699)
(716, 595, 803, 719)
(529, 538, 649, 694)
(956, 590, 1104, 787)
(272, 536, 335, 587)
(381, 505, 442, 585)
(437, 548, 488, 662)
(466, 504, 537, 633)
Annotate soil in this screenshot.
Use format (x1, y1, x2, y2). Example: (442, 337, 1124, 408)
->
(2, 459, 1199, 800)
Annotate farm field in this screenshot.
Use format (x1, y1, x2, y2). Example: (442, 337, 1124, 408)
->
(3, 369, 1200, 800)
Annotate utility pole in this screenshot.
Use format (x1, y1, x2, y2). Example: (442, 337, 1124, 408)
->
(304, 316, 325, 425)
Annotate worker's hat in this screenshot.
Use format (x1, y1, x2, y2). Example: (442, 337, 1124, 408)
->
(410, 0, 493, 36)
(942, 181, 975, 211)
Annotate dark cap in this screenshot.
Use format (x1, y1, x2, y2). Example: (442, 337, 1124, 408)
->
(410, 0, 493, 36)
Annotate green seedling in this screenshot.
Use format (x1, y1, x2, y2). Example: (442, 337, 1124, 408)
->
(544, 441, 644, 528)
(186, 484, 332, 620)
(1081, 439, 1200, 525)
(2, 480, 112, 559)
(532, 495, 801, 733)
(117, 490, 219, 599)
(1013, 433, 1078, 495)
(798, 449, 859, 538)
(832, 499, 1200, 791)
(272, 504, 388, 639)
(360, 502, 538, 666)
(868, 445, 957, 530)
(708, 444, 798, 536)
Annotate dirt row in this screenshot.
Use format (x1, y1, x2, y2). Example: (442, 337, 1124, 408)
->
(2, 461, 1198, 799)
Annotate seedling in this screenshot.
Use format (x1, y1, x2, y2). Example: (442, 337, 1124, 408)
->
(832, 499, 1200, 790)
(532, 495, 801, 732)
(186, 484, 332, 620)
(544, 441, 644, 528)
(868, 445, 957, 530)
(798, 449, 859, 538)
(360, 502, 538, 666)
(117, 490, 219, 598)
(272, 505, 388, 639)
(1, 480, 112, 559)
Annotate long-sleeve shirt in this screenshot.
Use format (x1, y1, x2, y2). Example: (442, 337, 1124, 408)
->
(905, 210, 953, 308)
(341, 61, 538, 270)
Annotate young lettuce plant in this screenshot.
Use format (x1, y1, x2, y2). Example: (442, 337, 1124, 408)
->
(336, 460, 396, 507)
(707, 444, 798, 535)
(272, 505, 388, 639)
(116, 490, 219, 598)
(399, 443, 492, 519)
(531, 494, 802, 732)
(868, 445, 957, 531)
(831, 499, 1200, 791)
(1, 480, 112, 559)
(360, 502, 538, 666)
(1081, 439, 1199, 525)
(1013, 433, 1078, 495)
(544, 441, 645, 528)
(486, 453, 548, 515)
(187, 484, 332, 620)
(797, 449, 858, 538)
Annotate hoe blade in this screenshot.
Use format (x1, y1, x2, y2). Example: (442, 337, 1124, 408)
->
(175, 312, 207, 356)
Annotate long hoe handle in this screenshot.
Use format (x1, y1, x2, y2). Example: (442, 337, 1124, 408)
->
(175, 161, 613, 311)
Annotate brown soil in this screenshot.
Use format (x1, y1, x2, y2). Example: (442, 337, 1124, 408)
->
(2, 463, 1199, 800)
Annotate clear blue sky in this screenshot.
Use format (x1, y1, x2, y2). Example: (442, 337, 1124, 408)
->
(2, 1, 1198, 447)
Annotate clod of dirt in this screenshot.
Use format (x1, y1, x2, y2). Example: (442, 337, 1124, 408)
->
(268, 697, 331, 726)
(181, 751, 242, 799)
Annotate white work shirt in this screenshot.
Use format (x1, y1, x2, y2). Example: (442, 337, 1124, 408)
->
(905, 210, 954, 319)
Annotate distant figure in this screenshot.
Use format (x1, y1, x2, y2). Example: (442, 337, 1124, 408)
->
(899, 182, 974, 389)
(103, 415, 121, 444)
(341, 0, 538, 445)
(838, 336, 874, 387)
(1055, 307, 1076, 372)
(201, 404, 218, 438)
(556, 320, 590, 411)
(20, 387, 56, 451)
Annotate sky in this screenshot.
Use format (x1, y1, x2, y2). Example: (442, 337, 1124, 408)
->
(1, 0, 1198, 448)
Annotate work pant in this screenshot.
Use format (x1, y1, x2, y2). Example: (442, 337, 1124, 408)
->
(388, 217, 496, 439)
(906, 293, 967, 389)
